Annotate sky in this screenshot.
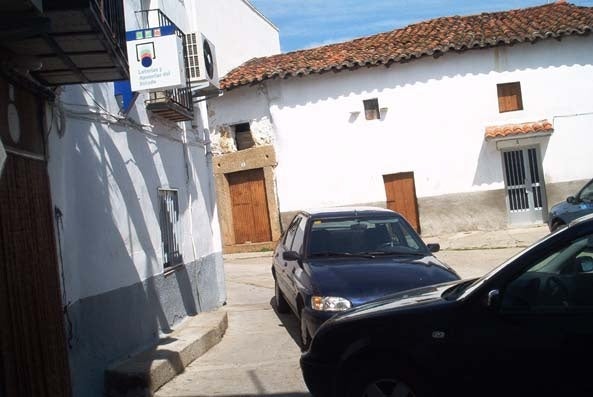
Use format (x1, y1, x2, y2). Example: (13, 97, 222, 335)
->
(250, 0, 593, 53)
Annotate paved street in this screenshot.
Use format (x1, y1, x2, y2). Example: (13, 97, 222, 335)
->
(156, 255, 309, 397)
(156, 243, 531, 397)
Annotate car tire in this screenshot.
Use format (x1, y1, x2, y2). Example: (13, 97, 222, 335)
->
(300, 307, 311, 351)
(343, 359, 427, 397)
(550, 220, 566, 232)
(274, 277, 290, 313)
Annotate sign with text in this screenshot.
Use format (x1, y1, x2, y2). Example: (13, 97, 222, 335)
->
(126, 26, 186, 92)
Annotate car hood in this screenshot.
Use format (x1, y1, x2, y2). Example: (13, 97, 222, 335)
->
(550, 200, 571, 215)
(329, 279, 463, 324)
(305, 255, 459, 306)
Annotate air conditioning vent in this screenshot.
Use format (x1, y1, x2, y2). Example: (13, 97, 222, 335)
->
(185, 32, 219, 95)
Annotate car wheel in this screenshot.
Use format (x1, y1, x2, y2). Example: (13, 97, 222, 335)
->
(550, 220, 566, 232)
(300, 307, 311, 351)
(274, 277, 290, 313)
(344, 360, 426, 397)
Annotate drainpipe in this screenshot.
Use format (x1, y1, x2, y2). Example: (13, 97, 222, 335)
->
(182, 126, 198, 262)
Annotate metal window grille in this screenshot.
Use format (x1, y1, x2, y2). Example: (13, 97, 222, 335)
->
(158, 189, 183, 268)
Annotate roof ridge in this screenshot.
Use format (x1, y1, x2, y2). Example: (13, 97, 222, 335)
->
(222, 2, 593, 90)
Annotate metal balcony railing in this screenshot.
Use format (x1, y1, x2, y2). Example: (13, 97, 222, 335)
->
(91, 0, 127, 56)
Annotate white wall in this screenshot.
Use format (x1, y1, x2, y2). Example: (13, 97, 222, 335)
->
(209, 35, 593, 212)
(190, 0, 280, 77)
(47, 0, 222, 303)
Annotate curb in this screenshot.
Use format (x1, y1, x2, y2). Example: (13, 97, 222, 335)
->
(105, 311, 228, 397)
(223, 251, 274, 260)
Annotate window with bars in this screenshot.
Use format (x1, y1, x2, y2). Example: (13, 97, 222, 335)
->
(497, 82, 523, 113)
(158, 189, 183, 268)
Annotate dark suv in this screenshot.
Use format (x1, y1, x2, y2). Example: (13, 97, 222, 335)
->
(301, 214, 593, 397)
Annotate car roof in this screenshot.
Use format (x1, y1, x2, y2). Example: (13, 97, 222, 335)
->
(301, 206, 398, 218)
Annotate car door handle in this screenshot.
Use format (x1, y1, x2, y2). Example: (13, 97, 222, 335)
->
(283, 262, 288, 266)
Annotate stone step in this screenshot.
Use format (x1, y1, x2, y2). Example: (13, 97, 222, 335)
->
(105, 310, 228, 397)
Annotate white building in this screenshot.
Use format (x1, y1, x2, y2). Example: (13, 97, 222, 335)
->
(208, 2, 593, 248)
(0, 1, 278, 396)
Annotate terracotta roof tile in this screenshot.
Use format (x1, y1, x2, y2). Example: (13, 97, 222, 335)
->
(484, 120, 554, 139)
(222, 2, 593, 90)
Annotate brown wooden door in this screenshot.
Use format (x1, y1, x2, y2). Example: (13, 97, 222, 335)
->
(228, 168, 272, 244)
(0, 153, 72, 397)
(383, 172, 421, 233)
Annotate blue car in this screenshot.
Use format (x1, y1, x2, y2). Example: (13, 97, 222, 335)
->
(271, 207, 460, 349)
(548, 179, 593, 232)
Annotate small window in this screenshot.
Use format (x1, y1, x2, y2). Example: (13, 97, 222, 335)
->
(232, 122, 255, 151)
(363, 98, 380, 120)
(497, 82, 523, 113)
(158, 189, 183, 268)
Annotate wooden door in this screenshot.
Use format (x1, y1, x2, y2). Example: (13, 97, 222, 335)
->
(0, 153, 72, 397)
(228, 168, 272, 244)
(383, 172, 420, 232)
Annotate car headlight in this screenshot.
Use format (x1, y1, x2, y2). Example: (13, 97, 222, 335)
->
(311, 296, 352, 311)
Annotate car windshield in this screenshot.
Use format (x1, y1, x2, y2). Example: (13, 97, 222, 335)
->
(307, 215, 428, 258)
(452, 231, 559, 301)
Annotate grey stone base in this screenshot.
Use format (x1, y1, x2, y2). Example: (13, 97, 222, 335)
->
(67, 253, 225, 397)
(418, 189, 508, 236)
(279, 180, 589, 237)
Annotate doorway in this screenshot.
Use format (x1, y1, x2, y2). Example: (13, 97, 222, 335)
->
(383, 172, 420, 232)
(0, 77, 71, 396)
(502, 147, 546, 225)
(228, 168, 272, 244)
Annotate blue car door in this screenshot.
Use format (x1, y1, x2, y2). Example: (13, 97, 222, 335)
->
(285, 216, 307, 307)
(276, 216, 301, 311)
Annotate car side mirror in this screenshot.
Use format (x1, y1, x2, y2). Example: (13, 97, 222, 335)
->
(487, 289, 500, 309)
(283, 251, 300, 261)
(567, 196, 578, 204)
(427, 243, 440, 253)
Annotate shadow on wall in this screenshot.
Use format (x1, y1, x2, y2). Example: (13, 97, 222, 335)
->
(58, 86, 211, 397)
(473, 140, 503, 186)
(473, 136, 552, 187)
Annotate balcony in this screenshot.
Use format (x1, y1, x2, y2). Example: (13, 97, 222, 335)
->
(139, 9, 193, 122)
(147, 88, 193, 122)
(0, 0, 128, 85)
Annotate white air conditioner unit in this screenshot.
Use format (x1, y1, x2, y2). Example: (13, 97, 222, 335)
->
(185, 32, 220, 95)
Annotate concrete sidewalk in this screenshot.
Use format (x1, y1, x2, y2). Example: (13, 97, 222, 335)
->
(424, 224, 550, 251)
(224, 224, 551, 261)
